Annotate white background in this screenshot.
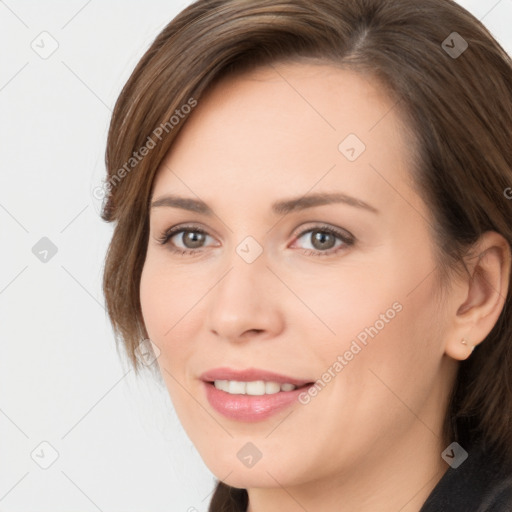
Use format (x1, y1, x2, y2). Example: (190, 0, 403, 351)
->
(1, 1, 511, 510)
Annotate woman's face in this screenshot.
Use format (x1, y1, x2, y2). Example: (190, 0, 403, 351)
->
(140, 61, 457, 491)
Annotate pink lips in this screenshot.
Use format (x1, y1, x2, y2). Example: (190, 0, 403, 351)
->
(200, 367, 314, 422)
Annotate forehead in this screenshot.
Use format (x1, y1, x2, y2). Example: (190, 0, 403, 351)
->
(152, 60, 420, 216)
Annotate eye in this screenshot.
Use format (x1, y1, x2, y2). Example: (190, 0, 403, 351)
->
(156, 224, 216, 256)
(291, 224, 354, 257)
(155, 223, 355, 257)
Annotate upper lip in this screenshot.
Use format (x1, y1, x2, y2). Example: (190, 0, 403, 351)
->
(199, 367, 314, 387)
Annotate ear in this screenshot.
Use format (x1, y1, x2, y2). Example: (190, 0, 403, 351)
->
(444, 231, 511, 361)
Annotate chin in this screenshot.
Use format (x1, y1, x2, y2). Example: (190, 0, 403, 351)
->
(201, 450, 305, 489)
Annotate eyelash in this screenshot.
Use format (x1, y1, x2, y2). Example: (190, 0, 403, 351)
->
(156, 223, 355, 258)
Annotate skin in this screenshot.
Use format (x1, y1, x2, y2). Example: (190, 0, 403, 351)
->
(139, 60, 510, 511)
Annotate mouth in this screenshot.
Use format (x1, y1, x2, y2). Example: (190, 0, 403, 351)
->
(199, 367, 316, 421)
(205, 379, 313, 395)
(199, 367, 314, 388)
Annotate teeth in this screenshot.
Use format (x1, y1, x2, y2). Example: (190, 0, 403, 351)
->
(213, 380, 298, 395)
(246, 380, 266, 395)
(228, 380, 246, 394)
(265, 381, 281, 394)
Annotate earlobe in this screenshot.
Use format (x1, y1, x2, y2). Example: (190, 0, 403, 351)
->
(445, 337, 476, 361)
(444, 231, 511, 361)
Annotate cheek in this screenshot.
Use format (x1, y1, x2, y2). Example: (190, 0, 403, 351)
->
(139, 265, 166, 340)
(140, 262, 180, 369)
(139, 263, 212, 445)
(140, 257, 191, 338)
(139, 260, 201, 378)
(285, 287, 444, 477)
(307, 246, 445, 422)
(328, 271, 444, 425)
(290, 261, 404, 365)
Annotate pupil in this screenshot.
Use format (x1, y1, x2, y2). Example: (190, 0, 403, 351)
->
(313, 230, 335, 250)
(185, 232, 204, 248)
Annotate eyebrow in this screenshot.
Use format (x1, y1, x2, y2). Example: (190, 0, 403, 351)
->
(150, 192, 379, 215)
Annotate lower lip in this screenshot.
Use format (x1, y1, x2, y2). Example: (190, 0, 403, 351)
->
(203, 381, 313, 422)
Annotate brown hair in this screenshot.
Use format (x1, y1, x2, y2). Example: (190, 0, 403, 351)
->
(100, 0, 512, 509)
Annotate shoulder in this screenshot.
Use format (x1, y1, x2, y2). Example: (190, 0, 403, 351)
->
(420, 443, 512, 512)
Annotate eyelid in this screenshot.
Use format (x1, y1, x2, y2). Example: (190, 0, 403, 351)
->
(291, 222, 354, 243)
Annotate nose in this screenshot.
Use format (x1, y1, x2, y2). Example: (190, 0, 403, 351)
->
(205, 250, 284, 343)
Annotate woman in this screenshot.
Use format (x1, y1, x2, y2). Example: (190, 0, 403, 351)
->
(100, 0, 512, 510)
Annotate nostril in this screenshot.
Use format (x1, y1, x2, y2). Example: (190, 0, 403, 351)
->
(245, 329, 263, 335)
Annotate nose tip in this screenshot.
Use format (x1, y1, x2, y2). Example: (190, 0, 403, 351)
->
(205, 261, 284, 343)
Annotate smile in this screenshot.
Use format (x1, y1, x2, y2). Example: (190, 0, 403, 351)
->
(213, 380, 297, 394)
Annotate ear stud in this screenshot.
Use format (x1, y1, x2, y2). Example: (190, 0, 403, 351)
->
(461, 338, 475, 353)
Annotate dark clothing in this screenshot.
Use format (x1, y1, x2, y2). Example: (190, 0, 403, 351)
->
(420, 444, 512, 511)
